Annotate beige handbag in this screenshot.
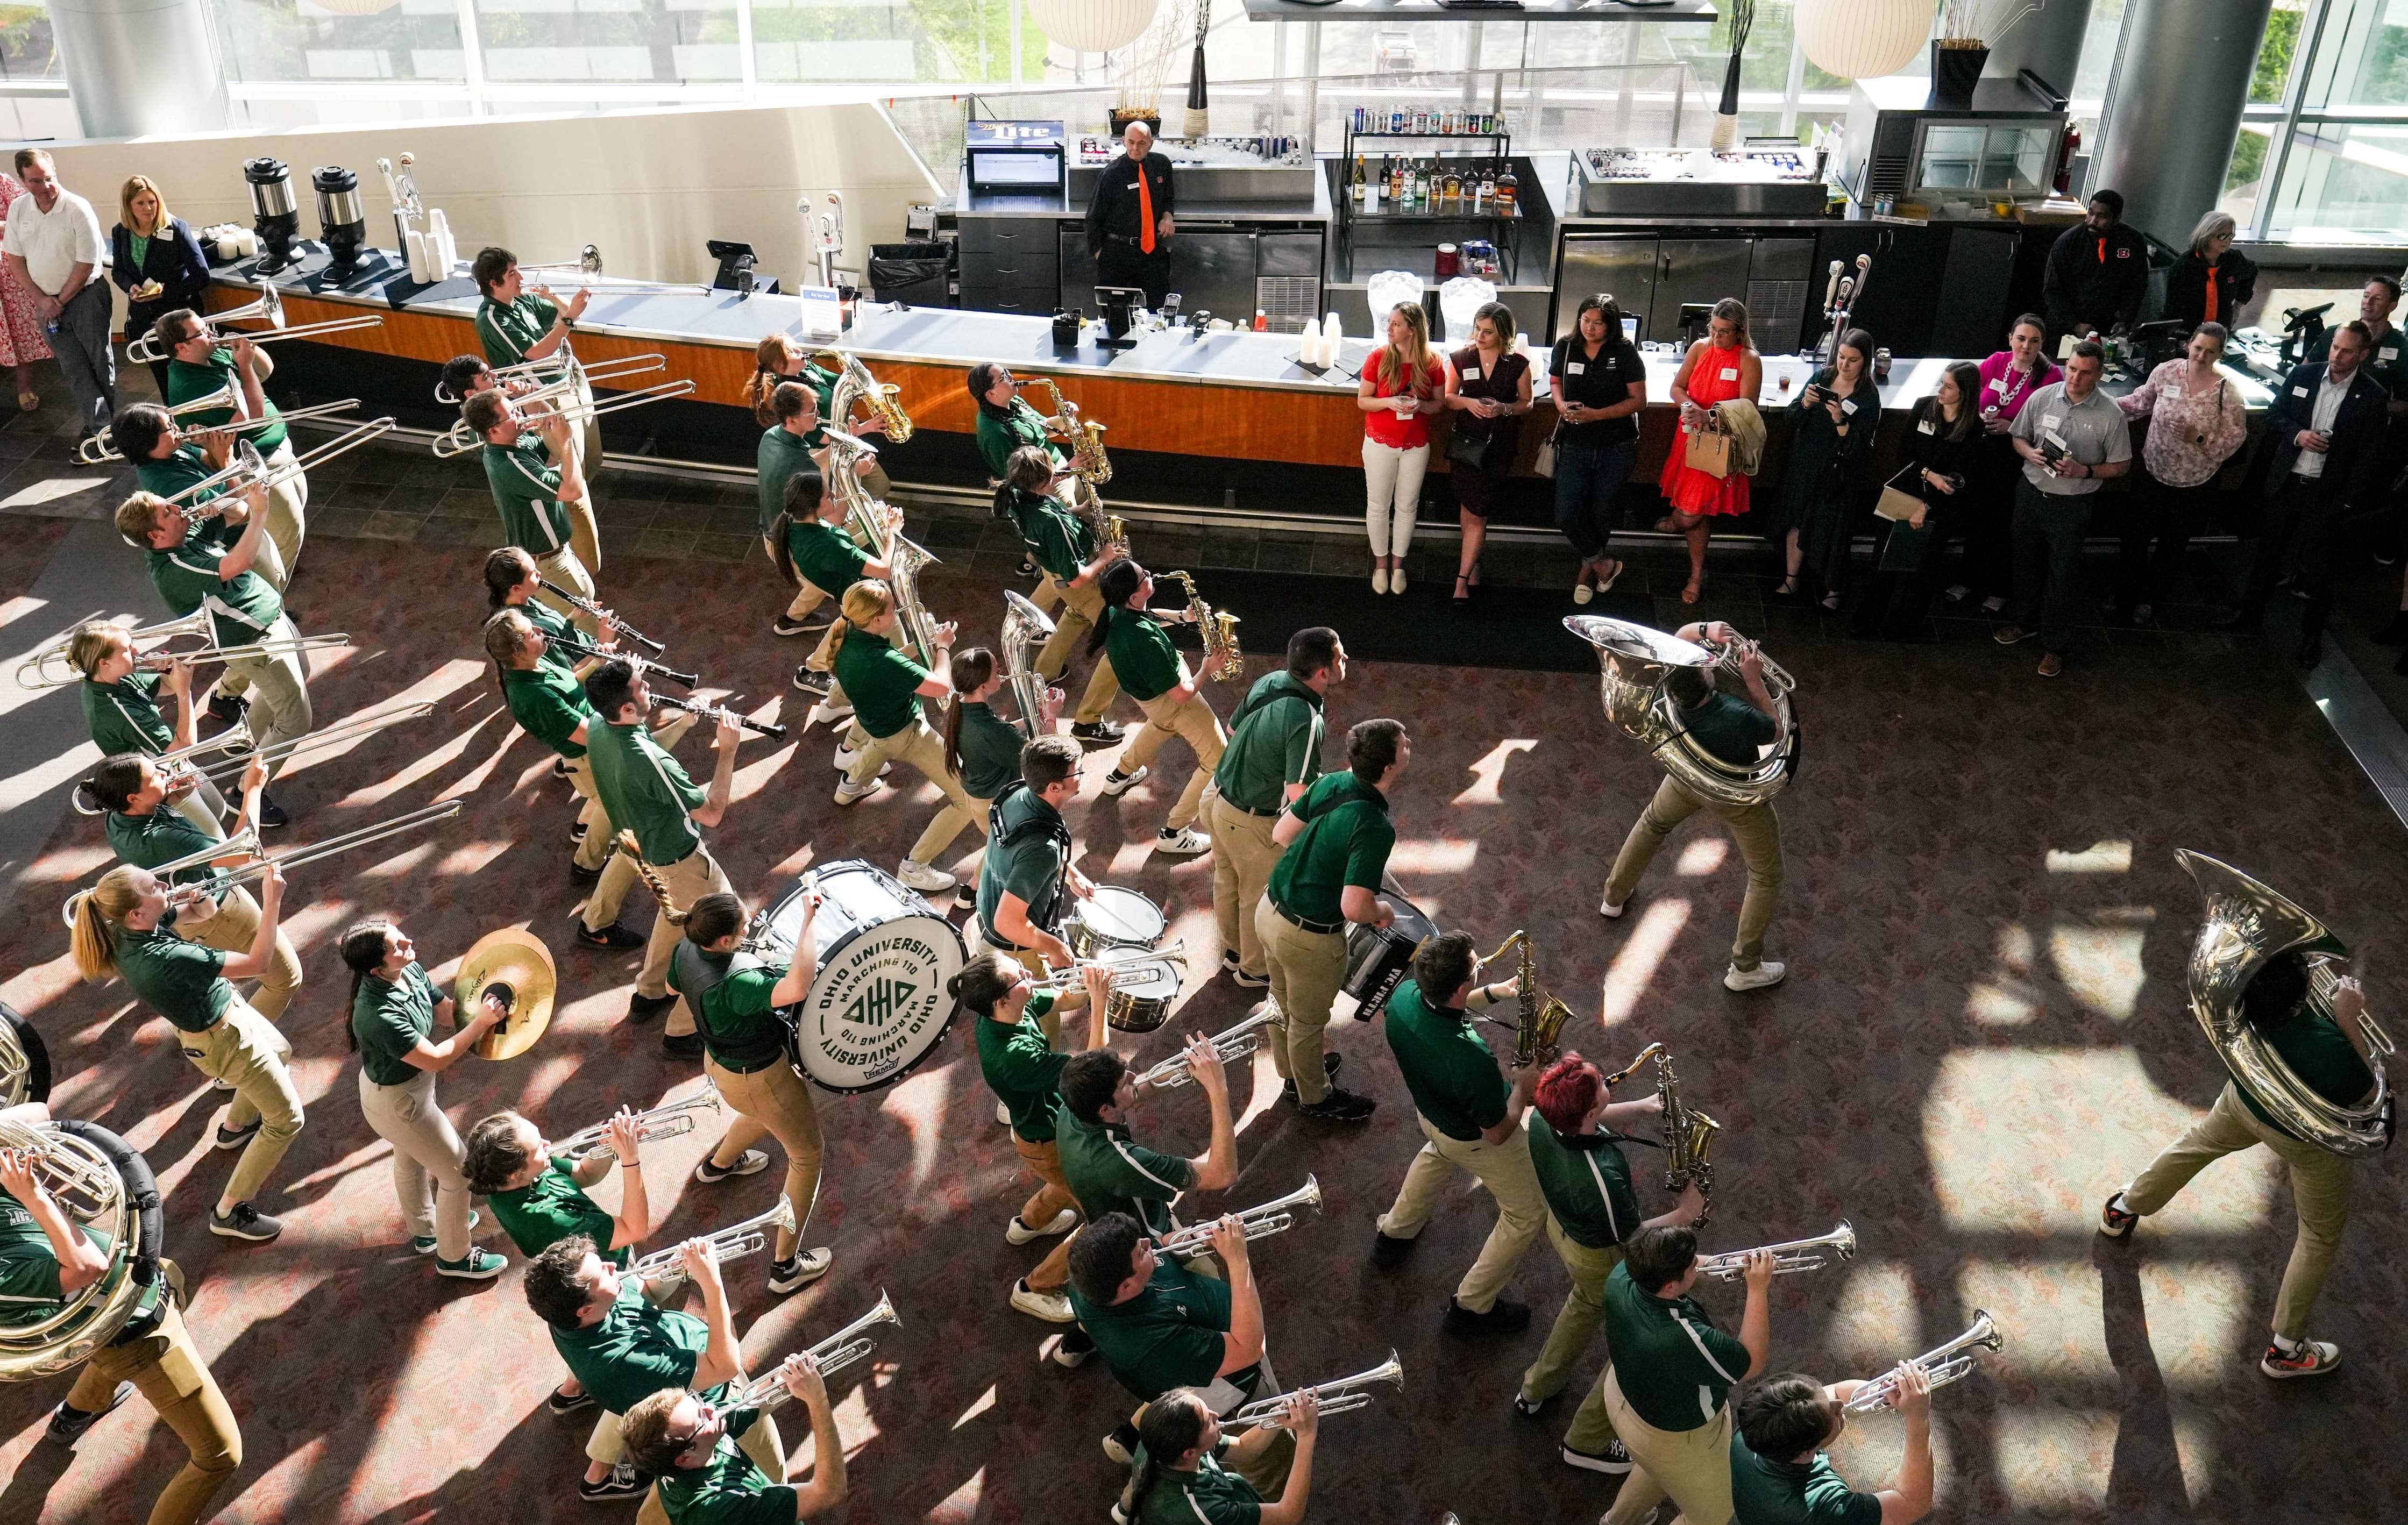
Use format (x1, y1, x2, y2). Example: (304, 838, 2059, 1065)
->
(1684, 427, 1733, 479)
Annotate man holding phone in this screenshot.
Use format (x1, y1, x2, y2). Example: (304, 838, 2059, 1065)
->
(1993, 340, 2131, 678)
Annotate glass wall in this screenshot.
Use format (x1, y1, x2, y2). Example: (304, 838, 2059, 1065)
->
(0, 0, 56, 83)
(2223, 0, 2408, 244)
(212, 0, 468, 84)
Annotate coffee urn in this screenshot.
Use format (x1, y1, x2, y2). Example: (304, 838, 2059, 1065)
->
(313, 165, 367, 275)
(245, 156, 300, 274)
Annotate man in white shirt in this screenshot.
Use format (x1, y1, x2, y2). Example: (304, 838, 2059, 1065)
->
(2, 149, 113, 446)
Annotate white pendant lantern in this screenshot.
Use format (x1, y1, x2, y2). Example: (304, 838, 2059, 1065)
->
(1795, 0, 1934, 80)
(1027, 0, 1161, 55)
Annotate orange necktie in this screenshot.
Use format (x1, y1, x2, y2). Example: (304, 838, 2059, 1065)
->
(1137, 166, 1155, 254)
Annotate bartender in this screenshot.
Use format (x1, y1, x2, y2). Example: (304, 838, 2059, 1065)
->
(2042, 189, 2147, 344)
(1084, 121, 1175, 308)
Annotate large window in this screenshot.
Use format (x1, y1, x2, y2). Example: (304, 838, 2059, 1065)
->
(2224, 0, 2408, 244)
(214, 0, 468, 84)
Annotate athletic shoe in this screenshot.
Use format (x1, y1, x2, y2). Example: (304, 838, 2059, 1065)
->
(659, 1032, 704, 1060)
(210, 1202, 283, 1242)
(1599, 894, 1627, 919)
(2098, 1189, 2138, 1238)
(213, 1117, 262, 1152)
(579, 1463, 647, 1500)
(772, 613, 828, 638)
(1445, 1295, 1531, 1334)
(1276, 1052, 1343, 1106)
(769, 1249, 833, 1294)
(548, 1383, 597, 1415)
(575, 921, 643, 950)
(257, 795, 289, 829)
(1011, 1278, 1076, 1323)
(44, 1381, 132, 1447)
(626, 991, 677, 1023)
(1560, 1440, 1634, 1475)
(898, 858, 957, 894)
(568, 860, 601, 886)
(1511, 1389, 1552, 1417)
(1006, 1207, 1078, 1245)
(808, 697, 855, 724)
(693, 1150, 770, 1183)
(410, 1210, 481, 1254)
(995, 1098, 1013, 1127)
(1070, 720, 1125, 745)
(833, 776, 884, 806)
(2261, 1338, 2342, 1379)
(1100, 765, 1148, 796)
(2037, 653, 2064, 679)
(566, 815, 587, 838)
(1230, 967, 1268, 988)
(1992, 623, 2035, 645)
(1295, 1086, 1376, 1123)
(1102, 1422, 1142, 1466)
(555, 759, 576, 783)
(1724, 961, 1787, 992)
(1045, 1329, 1096, 1369)
(437, 1248, 508, 1279)
(1154, 826, 1211, 857)
(1370, 1229, 1416, 1271)
(205, 691, 248, 725)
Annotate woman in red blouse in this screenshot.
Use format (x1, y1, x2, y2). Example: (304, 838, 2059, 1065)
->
(1356, 302, 1446, 595)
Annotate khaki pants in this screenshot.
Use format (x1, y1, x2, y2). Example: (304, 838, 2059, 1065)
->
(628, 1405, 786, 1522)
(1012, 1135, 1079, 1292)
(359, 1066, 474, 1261)
(1600, 1365, 1735, 1525)
(175, 885, 303, 1024)
(176, 996, 302, 1207)
(1254, 899, 1345, 1106)
(65, 1300, 241, 1525)
(1031, 575, 1121, 726)
(1376, 1113, 1545, 1313)
(169, 779, 227, 838)
(222, 617, 312, 784)
(1523, 1220, 1625, 1406)
(567, 366, 606, 572)
(2123, 1082, 2354, 1340)
(530, 546, 601, 640)
(763, 534, 832, 624)
(1605, 774, 1784, 971)
(572, 711, 695, 930)
(261, 438, 308, 580)
(636, 846, 732, 1036)
(840, 714, 985, 865)
(1120, 688, 1226, 831)
(1206, 791, 1281, 977)
(707, 1053, 825, 1262)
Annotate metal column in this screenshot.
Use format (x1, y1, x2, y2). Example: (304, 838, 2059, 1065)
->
(2091, 0, 2277, 245)
(49, 0, 229, 137)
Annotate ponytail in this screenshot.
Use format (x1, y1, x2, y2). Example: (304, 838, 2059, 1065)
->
(943, 647, 999, 775)
(748, 334, 794, 427)
(484, 610, 535, 697)
(771, 512, 803, 590)
(824, 580, 894, 668)
(1131, 1392, 1212, 1517)
(772, 468, 826, 593)
(338, 920, 397, 1052)
(69, 866, 147, 982)
(1086, 559, 1145, 662)
(484, 546, 538, 611)
(66, 621, 127, 681)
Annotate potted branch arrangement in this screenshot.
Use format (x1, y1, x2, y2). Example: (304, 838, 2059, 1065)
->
(1934, 0, 2044, 107)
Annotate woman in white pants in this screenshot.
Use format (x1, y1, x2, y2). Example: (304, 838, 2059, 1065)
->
(1356, 302, 1445, 594)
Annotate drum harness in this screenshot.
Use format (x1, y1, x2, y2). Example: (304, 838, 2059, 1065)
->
(985, 785, 1075, 947)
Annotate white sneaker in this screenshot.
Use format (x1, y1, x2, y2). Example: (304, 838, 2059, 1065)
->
(1599, 894, 1626, 919)
(1372, 567, 1390, 595)
(833, 776, 885, 806)
(768, 1248, 833, 1294)
(811, 698, 855, 727)
(995, 1098, 1012, 1126)
(1006, 1207, 1078, 1244)
(832, 749, 892, 778)
(1724, 960, 1787, 992)
(1154, 826, 1211, 857)
(1101, 764, 1149, 796)
(897, 858, 957, 894)
(1010, 1277, 1076, 1323)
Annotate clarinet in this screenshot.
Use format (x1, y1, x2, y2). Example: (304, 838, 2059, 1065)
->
(538, 579, 665, 653)
(549, 634, 697, 689)
(654, 692, 789, 740)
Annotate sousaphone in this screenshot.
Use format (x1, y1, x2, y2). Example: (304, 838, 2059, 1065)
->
(454, 926, 558, 1060)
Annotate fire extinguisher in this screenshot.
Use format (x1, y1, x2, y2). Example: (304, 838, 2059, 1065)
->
(2054, 121, 2082, 197)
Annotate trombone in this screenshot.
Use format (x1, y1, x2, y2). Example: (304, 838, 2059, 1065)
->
(1843, 1312, 2003, 1415)
(1132, 1007, 1280, 1090)
(70, 696, 422, 818)
(728, 1292, 903, 1404)
(1695, 1221, 1857, 1281)
(126, 281, 387, 364)
(428, 380, 697, 459)
(162, 419, 398, 516)
(76, 391, 364, 464)
(555, 1082, 724, 1160)
(628, 1195, 795, 1280)
(61, 799, 465, 928)
(19, 616, 349, 694)
(1154, 1176, 1322, 1258)
(1228, 1351, 1403, 1427)
(434, 351, 666, 404)
(520, 244, 709, 296)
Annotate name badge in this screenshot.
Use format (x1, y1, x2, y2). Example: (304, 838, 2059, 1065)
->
(1719, 367, 1739, 381)
(1461, 366, 1480, 380)
(1985, 378, 2002, 394)
(2042, 414, 2063, 430)
(1917, 419, 1936, 434)
(2291, 385, 2309, 397)
(1566, 362, 1585, 375)
(2384, 346, 2399, 361)
(1840, 398, 1858, 415)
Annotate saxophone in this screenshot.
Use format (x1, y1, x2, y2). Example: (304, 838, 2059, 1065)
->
(1031, 375, 1111, 486)
(1502, 932, 1577, 1069)
(819, 348, 913, 444)
(1654, 1046, 1721, 1227)
(1161, 571, 1243, 683)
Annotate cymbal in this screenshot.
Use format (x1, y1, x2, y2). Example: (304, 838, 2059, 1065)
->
(454, 925, 556, 1061)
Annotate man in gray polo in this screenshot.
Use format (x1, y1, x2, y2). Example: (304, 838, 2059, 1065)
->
(1995, 340, 2131, 678)
(2, 149, 112, 448)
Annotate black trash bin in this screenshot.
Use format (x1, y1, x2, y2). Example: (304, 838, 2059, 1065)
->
(870, 241, 951, 306)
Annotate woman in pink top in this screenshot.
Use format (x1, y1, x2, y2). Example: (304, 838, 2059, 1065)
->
(0, 169, 54, 412)
(1655, 298, 1761, 603)
(1356, 302, 1446, 595)
(2113, 321, 2247, 624)
(1956, 312, 2062, 610)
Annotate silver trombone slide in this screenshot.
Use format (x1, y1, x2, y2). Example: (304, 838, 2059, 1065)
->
(432, 351, 666, 404)
(429, 380, 694, 459)
(191, 700, 434, 781)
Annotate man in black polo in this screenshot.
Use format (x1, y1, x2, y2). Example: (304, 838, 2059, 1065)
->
(2041, 189, 2147, 343)
(1084, 120, 1175, 307)
(1206, 626, 1342, 990)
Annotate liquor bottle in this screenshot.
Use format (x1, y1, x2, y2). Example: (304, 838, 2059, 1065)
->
(1389, 156, 1403, 203)
(1495, 159, 1518, 214)
(1441, 162, 1462, 204)
(1478, 161, 1496, 209)
(1353, 154, 1367, 206)
(1413, 159, 1429, 205)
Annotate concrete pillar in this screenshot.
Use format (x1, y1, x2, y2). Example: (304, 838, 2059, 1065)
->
(49, 0, 230, 139)
(2092, 0, 2275, 246)
(1981, 0, 2095, 99)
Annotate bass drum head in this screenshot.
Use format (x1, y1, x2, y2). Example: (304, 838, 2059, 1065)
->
(1073, 886, 1167, 950)
(762, 860, 966, 1094)
(0, 1001, 51, 1104)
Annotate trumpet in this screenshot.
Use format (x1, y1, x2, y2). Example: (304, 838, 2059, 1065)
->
(76, 392, 364, 464)
(72, 698, 423, 816)
(1161, 571, 1244, 683)
(539, 580, 663, 653)
(125, 280, 386, 364)
(429, 380, 697, 459)
(1843, 1311, 2002, 1415)
(521, 244, 709, 296)
(434, 351, 666, 404)
(1228, 1351, 1403, 1428)
(654, 692, 788, 740)
(1028, 939, 1188, 994)
(629, 1195, 797, 1280)
(547, 633, 696, 690)
(729, 1291, 903, 1405)
(555, 1081, 724, 1160)
(61, 799, 464, 928)
(1132, 1007, 1281, 1089)
(1695, 1221, 1857, 1280)
(1154, 1176, 1323, 1258)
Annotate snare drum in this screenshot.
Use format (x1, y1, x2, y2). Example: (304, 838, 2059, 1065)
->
(1065, 885, 1167, 959)
(1088, 945, 1184, 1034)
(753, 859, 967, 1094)
(1336, 880, 1437, 1021)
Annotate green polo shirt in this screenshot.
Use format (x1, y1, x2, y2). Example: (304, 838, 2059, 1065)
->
(477, 291, 560, 367)
(1057, 1111, 1195, 1237)
(514, 595, 577, 658)
(755, 423, 819, 538)
(1134, 1453, 1262, 1525)
(134, 444, 223, 507)
(668, 948, 790, 1074)
(351, 961, 441, 1087)
(1529, 1116, 1643, 1250)
(491, 1157, 626, 1266)
(147, 521, 282, 651)
(1678, 692, 1778, 769)
(954, 700, 1025, 801)
(81, 673, 173, 758)
(585, 718, 705, 867)
(784, 515, 869, 599)
(167, 348, 286, 454)
(502, 660, 594, 760)
(113, 922, 230, 1034)
(1212, 672, 1325, 814)
(976, 785, 1069, 945)
(105, 809, 222, 888)
(975, 994, 1065, 1144)
(655, 1408, 795, 1524)
(1267, 771, 1393, 929)
(1004, 486, 1096, 583)
(1101, 608, 1182, 702)
(0, 1189, 154, 1332)
(2237, 1009, 2376, 1143)
(976, 396, 1064, 479)
(1603, 1259, 1750, 1432)
(550, 1274, 711, 1416)
(1067, 1255, 1258, 1403)
(1382, 979, 1508, 1142)
(1730, 1435, 1883, 1525)
(483, 439, 574, 556)
(831, 628, 928, 741)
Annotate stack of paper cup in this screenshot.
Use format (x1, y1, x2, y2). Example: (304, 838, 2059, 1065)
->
(1323, 312, 1343, 365)
(1298, 316, 1322, 365)
(427, 209, 457, 274)
(404, 231, 433, 282)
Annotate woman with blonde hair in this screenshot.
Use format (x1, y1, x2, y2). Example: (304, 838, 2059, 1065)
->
(69, 861, 302, 1244)
(66, 618, 225, 833)
(1656, 297, 1763, 603)
(823, 579, 985, 893)
(1356, 302, 1446, 593)
(110, 175, 209, 397)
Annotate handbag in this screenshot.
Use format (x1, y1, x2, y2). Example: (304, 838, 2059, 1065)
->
(1874, 464, 1929, 524)
(1446, 420, 1498, 471)
(1533, 422, 1560, 479)
(1685, 427, 1732, 480)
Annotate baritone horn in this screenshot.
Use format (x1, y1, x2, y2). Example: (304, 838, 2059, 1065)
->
(1695, 1221, 1856, 1280)
(0, 1116, 153, 1381)
(1843, 1310, 2003, 1414)
(1001, 590, 1060, 741)
(1229, 1351, 1404, 1427)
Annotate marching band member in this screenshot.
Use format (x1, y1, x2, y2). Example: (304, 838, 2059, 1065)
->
(967, 362, 1072, 480)
(442, 352, 512, 405)
(89, 752, 301, 1021)
(750, 331, 893, 497)
(1206, 626, 1342, 988)
(759, 382, 837, 639)
(466, 388, 598, 639)
(669, 890, 836, 1296)
(5, 1102, 245, 1525)
(1515, 1051, 1703, 1463)
(944, 646, 1052, 844)
(996, 445, 1126, 743)
(1368, 931, 1544, 1336)
(1587, 1227, 1777, 1525)
(1056, 1037, 1238, 1245)
(1600, 619, 1787, 992)
(1091, 559, 1226, 857)
(951, 952, 1113, 1323)
(472, 245, 603, 570)
(1255, 718, 1408, 1124)
(823, 580, 987, 895)
(117, 406, 286, 592)
(67, 621, 229, 832)
(1730, 1364, 1934, 1525)
(2100, 956, 2376, 1377)
(582, 659, 745, 1057)
(68, 863, 301, 1243)
(622, 1353, 848, 1524)
(339, 918, 509, 1280)
(1126, 1388, 1320, 1525)
(156, 313, 304, 577)
(974, 734, 1095, 975)
(771, 465, 909, 715)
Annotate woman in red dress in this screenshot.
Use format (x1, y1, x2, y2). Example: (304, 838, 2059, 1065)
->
(0, 168, 55, 412)
(1656, 297, 1762, 603)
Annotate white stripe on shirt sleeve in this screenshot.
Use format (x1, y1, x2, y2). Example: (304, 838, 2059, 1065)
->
(1581, 1150, 1624, 1243)
(503, 455, 567, 551)
(1674, 1309, 1744, 1384)
(1111, 1136, 1184, 1192)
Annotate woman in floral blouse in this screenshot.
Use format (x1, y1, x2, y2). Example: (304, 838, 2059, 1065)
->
(2114, 322, 2248, 624)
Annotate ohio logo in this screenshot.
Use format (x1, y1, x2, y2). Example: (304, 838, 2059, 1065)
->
(840, 978, 919, 1029)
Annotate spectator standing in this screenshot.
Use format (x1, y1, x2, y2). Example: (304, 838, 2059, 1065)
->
(1, 148, 112, 450)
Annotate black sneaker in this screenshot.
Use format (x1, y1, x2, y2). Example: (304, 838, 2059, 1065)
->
(257, 795, 289, 829)
(576, 921, 645, 950)
(548, 1383, 597, 1415)
(1370, 1228, 1417, 1271)
(1511, 1389, 1552, 1417)
(1277, 1053, 1343, 1101)
(1445, 1295, 1531, 1334)
(579, 1462, 647, 1500)
(1045, 1329, 1096, 1369)
(1295, 1086, 1375, 1123)
(45, 1381, 132, 1446)
(210, 1202, 285, 1242)
(1069, 719, 1125, 745)
(1561, 1440, 1634, 1474)
(214, 1116, 262, 1152)
(569, 860, 602, 886)
(626, 991, 678, 1023)
(1018, 556, 1040, 580)
(566, 815, 587, 839)
(772, 612, 828, 638)
(660, 1031, 705, 1060)
(553, 759, 574, 782)
(1102, 1421, 1141, 1466)
(205, 691, 248, 725)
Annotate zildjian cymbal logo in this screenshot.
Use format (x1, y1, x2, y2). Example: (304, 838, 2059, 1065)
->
(841, 978, 916, 1029)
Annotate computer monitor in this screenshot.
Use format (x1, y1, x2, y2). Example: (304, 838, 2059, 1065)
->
(708, 239, 761, 294)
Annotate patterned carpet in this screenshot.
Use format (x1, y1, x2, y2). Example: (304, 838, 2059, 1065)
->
(2, 516, 2405, 1525)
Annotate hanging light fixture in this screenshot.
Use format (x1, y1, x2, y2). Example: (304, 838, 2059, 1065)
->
(1795, 0, 1935, 80)
(1027, 0, 1161, 55)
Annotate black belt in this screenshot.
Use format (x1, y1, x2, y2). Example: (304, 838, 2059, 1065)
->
(1273, 903, 1343, 936)
(1224, 797, 1281, 819)
(1103, 234, 1164, 248)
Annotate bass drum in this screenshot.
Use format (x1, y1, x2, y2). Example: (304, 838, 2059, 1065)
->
(1336, 875, 1437, 1022)
(754, 860, 967, 1094)
(1, 1002, 52, 1105)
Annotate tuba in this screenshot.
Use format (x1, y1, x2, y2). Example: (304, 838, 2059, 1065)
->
(1162, 571, 1244, 682)
(821, 425, 896, 561)
(885, 537, 946, 683)
(2177, 850, 2394, 1157)
(0, 1117, 157, 1381)
(1001, 590, 1058, 740)
(1565, 615, 1798, 808)
(820, 349, 914, 445)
